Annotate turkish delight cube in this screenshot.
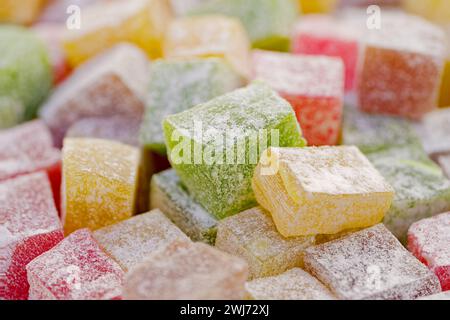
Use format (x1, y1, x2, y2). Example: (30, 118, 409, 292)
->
(66, 115, 142, 147)
(123, 241, 248, 300)
(216, 207, 315, 279)
(343, 105, 423, 154)
(304, 224, 442, 300)
(245, 268, 336, 300)
(408, 212, 450, 291)
(358, 12, 447, 119)
(0, 173, 63, 300)
(62, 138, 140, 235)
(150, 169, 218, 244)
(164, 15, 251, 79)
(63, 0, 172, 66)
(40, 43, 149, 147)
(252, 146, 394, 237)
(170, 0, 209, 15)
(163, 82, 305, 219)
(370, 158, 450, 242)
(26, 229, 124, 300)
(251, 50, 344, 146)
(93, 209, 190, 271)
(0, 26, 52, 128)
(190, 0, 299, 51)
(292, 15, 360, 91)
(140, 58, 242, 155)
(0, 0, 46, 24)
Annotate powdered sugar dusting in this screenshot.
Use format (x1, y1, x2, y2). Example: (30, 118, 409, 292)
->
(94, 210, 191, 271)
(304, 224, 441, 300)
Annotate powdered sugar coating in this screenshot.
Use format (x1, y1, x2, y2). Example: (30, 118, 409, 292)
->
(418, 291, 450, 300)
(163, 82, 304, 219)
(408, 212, 450, 290)
(417, 108, 450, 158)
(94, 210, 190, 271)
(216, 207, 315, 279)
(40, 43, 149, 146)
(27, 229, 124, 300)
(164, 15, 251, 78)
(62, 138, 140, 234)
(304, 224, 442, 300)
(123, 241, 248, 300)
(358, 13, 447, 119)
(370, 158, 450, 242)
(252, 50, 344, 97)
(66, 115, 142, 147)
(0, 172, 63, 300)
(170, 0, 209, 15)
(245, 268, 336, 300)
(0, 120, 60, 182)
(253, 146, 394, 237)
(150, 169, 218, 244)
(140, 58, 242, 154)
(292, 15, 360, 91)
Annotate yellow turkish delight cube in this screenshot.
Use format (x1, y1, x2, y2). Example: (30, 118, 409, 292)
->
(0, 0, 45, 24)
(252, 146, 394, 237)
(299, 0, 338, 14)
(164, 15, 251, 78)
(62, 138, 140, 235)
(63, 0, 172, 67)
(439, 59, 450, 108)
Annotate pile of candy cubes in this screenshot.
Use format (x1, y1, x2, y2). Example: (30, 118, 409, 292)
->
(1, 0, 450, 300)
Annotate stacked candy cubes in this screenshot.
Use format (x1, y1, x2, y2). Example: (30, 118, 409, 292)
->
(1, 0, 450, 301)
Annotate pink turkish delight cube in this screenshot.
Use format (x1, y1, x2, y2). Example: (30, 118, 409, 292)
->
(0, 173, 63, 300)
(408, 212, 450, 291)
(251, 50, 344, 146)
(292, 15, 361, 91)
(26, 229, 124, 300)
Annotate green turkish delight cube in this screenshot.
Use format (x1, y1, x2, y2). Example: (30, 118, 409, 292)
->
(0, 26, 52, 128)
(150, 169, 218, 245)
(342, 105, 422, 154)
(140, 58, 242, 155)
(190, 0, 299, 51)
(372, 158, 450, 242)
(163, 81, 305, 219)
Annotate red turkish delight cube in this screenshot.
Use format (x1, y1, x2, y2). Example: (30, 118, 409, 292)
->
(26, 228, 124, 300)
(0, 172, 63, 300)
(408, 212, 450, 291)
(251, 50, 344, 146)
(292, 15, 361, 91)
